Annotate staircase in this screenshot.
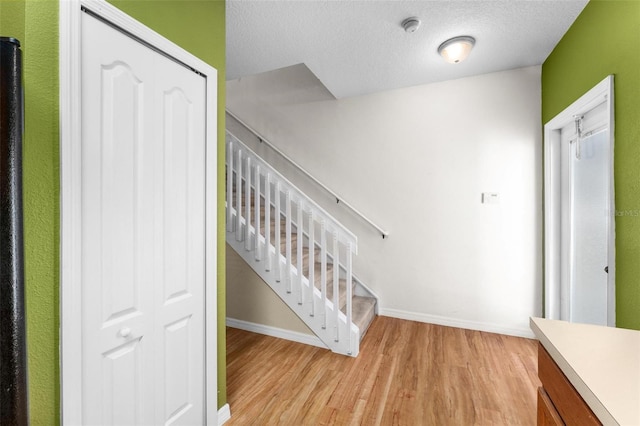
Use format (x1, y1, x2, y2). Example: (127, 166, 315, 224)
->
(225, 131, 377, 356)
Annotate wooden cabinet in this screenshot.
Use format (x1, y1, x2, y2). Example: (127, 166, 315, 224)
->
(537, 343, 601, 426)
(537, 387, 564, 426)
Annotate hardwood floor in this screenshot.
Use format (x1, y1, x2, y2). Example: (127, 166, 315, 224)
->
(226, 316, 540, 425)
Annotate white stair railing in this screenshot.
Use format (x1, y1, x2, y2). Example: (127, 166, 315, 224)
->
(226, 130, 360, 356)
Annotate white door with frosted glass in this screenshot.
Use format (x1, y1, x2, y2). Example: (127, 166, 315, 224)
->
(80, 12, 207, 425)
(545, 76, 615, 327)
(560, 115, 610, 324)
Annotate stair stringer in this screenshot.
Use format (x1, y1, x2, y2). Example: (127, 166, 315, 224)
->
(226, 216, 361, 357)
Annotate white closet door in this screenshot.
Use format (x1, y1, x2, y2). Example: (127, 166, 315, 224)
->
(81, 11, 206, 425)
(152, 39, 207, 426)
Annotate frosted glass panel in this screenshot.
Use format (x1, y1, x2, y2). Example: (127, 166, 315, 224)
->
(570, 130, 608, 325)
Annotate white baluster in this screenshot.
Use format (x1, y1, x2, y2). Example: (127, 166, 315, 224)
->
(274, 182, 281, 282)
(245, 156, 251, 251)
(264, 173, 271, 271)
(235, 148, 242, 242)
(254, 164, 261, 261)
(297, 200, 303, 305)
(308, 210, 315, 317)
(346, 241, 353, 355)
(333, 234, 339, 342)
(320, 221, 327, 329)
(226, 140, 233, 232)
(285, 191, 292, 294)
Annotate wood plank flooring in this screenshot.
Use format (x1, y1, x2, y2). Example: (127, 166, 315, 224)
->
(226, 316, 540, 425)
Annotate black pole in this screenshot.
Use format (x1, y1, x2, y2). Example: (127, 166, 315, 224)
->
(0, 37, 28, 426)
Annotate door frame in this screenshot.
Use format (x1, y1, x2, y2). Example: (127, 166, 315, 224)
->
(59, 1, 218, 424)
(543, 75, 615, 326)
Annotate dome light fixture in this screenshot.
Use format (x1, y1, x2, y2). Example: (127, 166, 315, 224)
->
(438, 36, 476, 64)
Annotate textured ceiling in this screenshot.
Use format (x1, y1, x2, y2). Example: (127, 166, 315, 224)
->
(227, 0, 588, 99)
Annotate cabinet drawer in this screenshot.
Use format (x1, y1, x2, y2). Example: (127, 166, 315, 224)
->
(538, 343, 601, 426)
(538, 387, 564, 426)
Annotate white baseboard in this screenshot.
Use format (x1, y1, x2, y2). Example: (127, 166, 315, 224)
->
(379, 308, 536, 339)
(218, 403, 231, 425)
(226, 317, 329, 349)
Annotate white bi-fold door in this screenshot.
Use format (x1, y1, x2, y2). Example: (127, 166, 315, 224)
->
(80, 11, 207, 425)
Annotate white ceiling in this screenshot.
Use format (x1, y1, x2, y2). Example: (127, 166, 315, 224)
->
(226, 0, 588, 99)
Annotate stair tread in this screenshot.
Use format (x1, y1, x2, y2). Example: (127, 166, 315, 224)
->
(352, 296, 376, 340)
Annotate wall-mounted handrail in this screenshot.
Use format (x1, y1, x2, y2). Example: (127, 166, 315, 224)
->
(227, 131, 358, 249)
(226, 110, 389, 239)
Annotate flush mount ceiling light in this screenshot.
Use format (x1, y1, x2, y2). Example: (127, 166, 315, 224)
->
(438, 36, 476, 64)
(401, 17, 421, 34)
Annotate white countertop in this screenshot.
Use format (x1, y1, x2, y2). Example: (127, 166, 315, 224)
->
(530, 317, 640, 426)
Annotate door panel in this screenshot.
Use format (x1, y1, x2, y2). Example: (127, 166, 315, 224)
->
(82, 12, 155, 425)
(570, 130, 608, 325)
(100, 63, 145, 326)
(102, 338, 144, 426)
(557, 107, 611, 326)
(164, 316, 194, 424)
(154, 47, 206, 426)
(162, 88, 193, 302)
(81, 11, 206, 425)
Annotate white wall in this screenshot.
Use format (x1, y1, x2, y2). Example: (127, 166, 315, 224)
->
(226, 65, 543, 337)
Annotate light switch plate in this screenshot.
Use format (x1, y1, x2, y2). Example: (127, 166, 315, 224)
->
(482, 192, 499, 204)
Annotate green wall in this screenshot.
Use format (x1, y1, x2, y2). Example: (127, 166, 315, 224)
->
(0, 0, 226, 424)
(542, 0, 640, 330)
